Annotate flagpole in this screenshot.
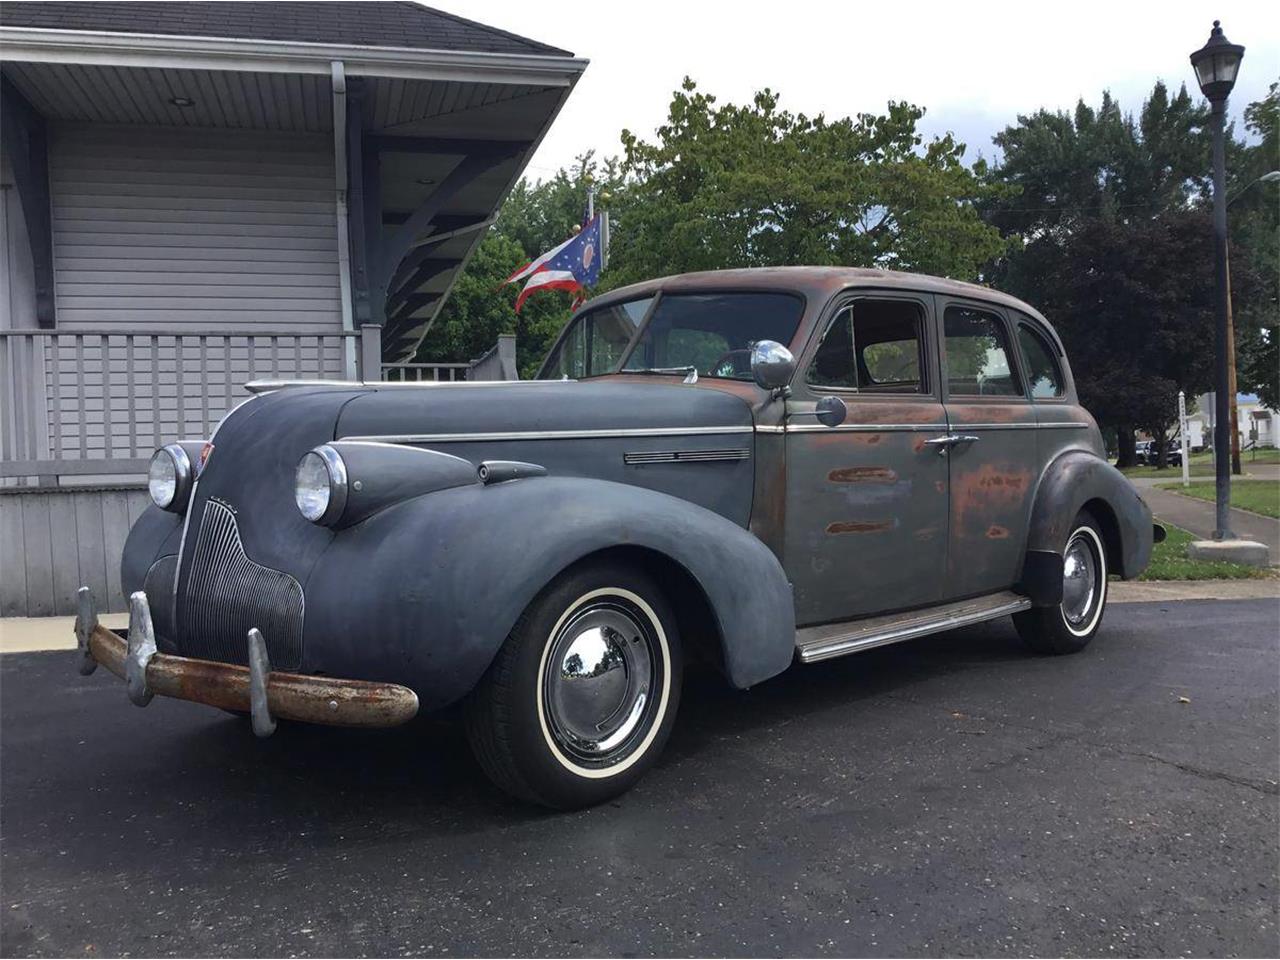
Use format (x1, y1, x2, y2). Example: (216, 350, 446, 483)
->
(587, 184, 595, 221)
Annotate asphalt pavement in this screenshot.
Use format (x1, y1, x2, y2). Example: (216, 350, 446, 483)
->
(2, 599, 1277, 957)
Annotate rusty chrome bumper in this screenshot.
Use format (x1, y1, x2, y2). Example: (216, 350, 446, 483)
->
(74, 587, 419, 736)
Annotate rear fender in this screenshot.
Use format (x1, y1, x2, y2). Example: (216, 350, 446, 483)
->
(1020, 452, 1154, 604)
(302, 476, 795, 707)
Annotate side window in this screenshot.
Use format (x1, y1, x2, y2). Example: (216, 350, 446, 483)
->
(1016, 323, 1065, 399)
(944, 306, 1023, 397)
(806, 299, 927, 394)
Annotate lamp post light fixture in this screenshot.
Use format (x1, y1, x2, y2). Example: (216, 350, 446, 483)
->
(1190, 20, 1244, 539)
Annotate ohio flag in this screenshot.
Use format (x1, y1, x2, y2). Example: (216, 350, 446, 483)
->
(506, 214, 603, 313)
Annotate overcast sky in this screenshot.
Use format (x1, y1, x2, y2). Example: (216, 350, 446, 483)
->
(436, 0, 1277, 181)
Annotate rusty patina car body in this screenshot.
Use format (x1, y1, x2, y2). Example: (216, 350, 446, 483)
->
(84, 267, 1159, 807)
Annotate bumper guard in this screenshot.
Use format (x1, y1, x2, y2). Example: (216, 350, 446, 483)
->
(75, 587, 419, 735)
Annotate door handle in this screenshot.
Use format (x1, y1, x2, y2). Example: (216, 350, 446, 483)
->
(923, 434, 981, 455)
(923, 435, 959, 455)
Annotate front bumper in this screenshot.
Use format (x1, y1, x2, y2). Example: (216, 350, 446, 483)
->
(74, 587, 418, 736)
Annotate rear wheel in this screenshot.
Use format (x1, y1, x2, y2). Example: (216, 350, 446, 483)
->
(1014, 511, 1109, 654)
(465, 561, 682, 809)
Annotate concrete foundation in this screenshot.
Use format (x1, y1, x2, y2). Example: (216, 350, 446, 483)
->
(1187, 539, 1272, 567)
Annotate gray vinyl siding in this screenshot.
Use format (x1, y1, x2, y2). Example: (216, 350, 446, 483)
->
(0, 486, 149, 617)
(50, 123, 341, 330)
(40, 123, 348, 460)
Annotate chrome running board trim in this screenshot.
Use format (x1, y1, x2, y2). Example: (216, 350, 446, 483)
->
(795, 590, 1032, 663)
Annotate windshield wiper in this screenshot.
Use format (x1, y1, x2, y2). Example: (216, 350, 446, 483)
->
(625, 366, 699, 384)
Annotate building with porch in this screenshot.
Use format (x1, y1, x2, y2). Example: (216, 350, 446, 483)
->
(0, 2, 585, 615)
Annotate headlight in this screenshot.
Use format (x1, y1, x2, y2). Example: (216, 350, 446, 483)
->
(148, 444, 194, 512)
(295, 445, 347, 526)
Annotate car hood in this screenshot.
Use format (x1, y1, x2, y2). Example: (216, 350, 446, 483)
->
(334, 379, 756, 440)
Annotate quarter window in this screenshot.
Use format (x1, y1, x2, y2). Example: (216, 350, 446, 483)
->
(1017, 323, 1065, 399)
(944, 306, 1022, 397)
(806, 299, 927, 394)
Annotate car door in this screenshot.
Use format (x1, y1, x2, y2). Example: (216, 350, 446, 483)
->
(937, 297, 1037, 599)
(783, 292, 951, 625)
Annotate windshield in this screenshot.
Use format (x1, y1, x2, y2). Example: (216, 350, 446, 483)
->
(539, 297, 654, 380)
(538, 291, 804, 381)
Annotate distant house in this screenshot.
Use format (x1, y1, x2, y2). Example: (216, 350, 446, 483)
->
(1184, 393, 1278, 452)
(0, 2, 585, 616)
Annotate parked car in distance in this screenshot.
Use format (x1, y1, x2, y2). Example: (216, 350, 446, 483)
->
(1135, 440, 1182, 467)
(78, 267, 1162, 809)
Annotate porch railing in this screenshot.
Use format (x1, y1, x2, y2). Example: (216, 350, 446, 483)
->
(1, 326, 516, 485)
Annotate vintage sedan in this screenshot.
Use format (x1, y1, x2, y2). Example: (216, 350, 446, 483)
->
(77, 267, 1161, 808)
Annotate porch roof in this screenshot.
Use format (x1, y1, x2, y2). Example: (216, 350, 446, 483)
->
(0, 2, 585, 362)
(0, 1, 572, 57)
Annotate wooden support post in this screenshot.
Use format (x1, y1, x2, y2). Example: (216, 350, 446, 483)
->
(359, 324, 382, 382)
(0, 77, 55, 326)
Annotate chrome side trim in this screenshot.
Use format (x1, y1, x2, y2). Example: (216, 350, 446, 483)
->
(796, 591, 1033, 663)
(344, 425, 755, 443)
(624, 448, 751, 465)
(782, 423, 949, 434)
(777, 421, 1086, 435)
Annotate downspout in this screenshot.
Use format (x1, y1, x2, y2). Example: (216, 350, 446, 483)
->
(330, 60, 357, 379)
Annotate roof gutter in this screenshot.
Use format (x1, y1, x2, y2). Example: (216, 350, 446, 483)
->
(0, 26, 588, 85)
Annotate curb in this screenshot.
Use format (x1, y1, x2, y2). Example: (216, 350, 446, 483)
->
(1110, 579, 1280, 604)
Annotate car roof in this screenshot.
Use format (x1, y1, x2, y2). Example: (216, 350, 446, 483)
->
(583, 267, 1052, 327)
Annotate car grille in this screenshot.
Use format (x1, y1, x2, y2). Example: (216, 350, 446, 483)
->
(179, 499, 304, 669)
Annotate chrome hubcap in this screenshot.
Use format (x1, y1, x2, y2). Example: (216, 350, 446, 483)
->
(543, 599, 657, 766)
(1062, 532, 1099, 627)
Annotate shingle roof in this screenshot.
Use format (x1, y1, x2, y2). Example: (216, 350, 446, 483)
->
(0, 1, 573, 57)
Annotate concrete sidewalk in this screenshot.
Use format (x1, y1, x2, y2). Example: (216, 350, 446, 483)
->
(1138, 484, 1280, 561)
(0, 613, 127, 654)
(3, 581, 1276, 654)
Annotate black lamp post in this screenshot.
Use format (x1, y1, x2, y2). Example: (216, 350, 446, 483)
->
(1190, 20, 1245, 539)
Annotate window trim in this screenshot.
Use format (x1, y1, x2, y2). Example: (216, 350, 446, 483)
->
(939, 299, 1028, 402)
(1015, 319, 1067, 402)
(799, 292, 935, 400)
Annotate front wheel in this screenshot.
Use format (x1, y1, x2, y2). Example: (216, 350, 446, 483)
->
(1014, 511, 1109, 655)
(465, 561, 682, 809)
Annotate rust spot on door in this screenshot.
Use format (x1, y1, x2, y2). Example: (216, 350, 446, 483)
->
(826, 520, 892, 534)
(828, 466, 897, 484)
(986, 524, 1010, 539)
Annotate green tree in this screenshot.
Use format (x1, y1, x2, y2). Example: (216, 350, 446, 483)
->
(981, 81, 1264, 466)
(1233, 82, 1280, 414)
(613, 80, 1008, 285)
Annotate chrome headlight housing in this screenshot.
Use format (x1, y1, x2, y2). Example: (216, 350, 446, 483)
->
(295, 445, 348, 526)
(148, 443, 197, 513)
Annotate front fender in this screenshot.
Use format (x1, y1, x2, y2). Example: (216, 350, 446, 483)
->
(1025, 452, 1154, 592)
(302, 476, 795, 708)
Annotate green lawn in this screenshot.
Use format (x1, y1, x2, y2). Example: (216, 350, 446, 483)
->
(1138, 522, 1275, 581)
(1156, 480, 1280, 519)
(1117, 448, 1279, 479)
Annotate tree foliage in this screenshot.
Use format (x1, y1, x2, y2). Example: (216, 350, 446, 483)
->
(612, 79, 1007, 284)
(417, 81, 1006, 374)
(1234, 82, 1280, 412)
(982, 80, 1274, 463)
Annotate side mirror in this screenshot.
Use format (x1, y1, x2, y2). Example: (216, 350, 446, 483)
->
(815, 396, 847, 427)
(750, 340, 795, 392)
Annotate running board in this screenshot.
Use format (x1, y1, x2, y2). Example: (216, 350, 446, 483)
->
(795, 591, 1032, 663)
